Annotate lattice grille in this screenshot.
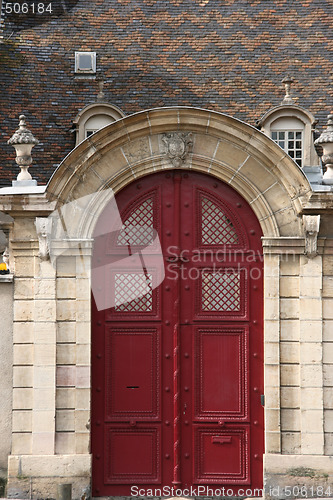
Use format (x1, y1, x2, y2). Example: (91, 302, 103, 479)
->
(117, 198, 154, 246)
(202, 271, 241, 311)
(201, 197, 239, 245)
(114, 272, 153, 312)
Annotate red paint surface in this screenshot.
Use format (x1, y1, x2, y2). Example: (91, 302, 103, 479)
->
(92, 171, 264, 496)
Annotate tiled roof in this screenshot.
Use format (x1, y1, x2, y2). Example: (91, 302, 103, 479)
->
(0, 0, 332, 186)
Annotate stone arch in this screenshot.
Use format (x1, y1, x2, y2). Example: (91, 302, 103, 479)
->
(47, 107, 312, 238)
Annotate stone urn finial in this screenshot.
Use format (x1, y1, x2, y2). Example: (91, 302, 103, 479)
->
(7, 115, 39, 183)
(281, 75, 295, 105)
(314, 114, 333, 185)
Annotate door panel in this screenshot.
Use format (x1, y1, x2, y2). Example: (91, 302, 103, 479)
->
(194, 327, 249, 420)
(92, 170, 264, 497)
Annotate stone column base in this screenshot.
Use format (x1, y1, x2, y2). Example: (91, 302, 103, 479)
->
(7, 454, 91, 500)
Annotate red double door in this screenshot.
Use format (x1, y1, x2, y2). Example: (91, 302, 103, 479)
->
(92, 170, 264, 497)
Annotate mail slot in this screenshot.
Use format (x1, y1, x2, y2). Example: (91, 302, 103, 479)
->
(211, 435, 232, 444)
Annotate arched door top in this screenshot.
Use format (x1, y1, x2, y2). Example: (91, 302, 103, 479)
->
(47, 107, 312, 238)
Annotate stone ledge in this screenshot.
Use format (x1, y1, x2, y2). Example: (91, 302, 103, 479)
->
(8, 454, 91, 477)
(0, 274, 14, 283)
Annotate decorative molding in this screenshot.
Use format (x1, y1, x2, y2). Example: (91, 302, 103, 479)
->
(302, 215, 320, 258)
(161, 132, 193, 167)
(35, 217, 52, 260)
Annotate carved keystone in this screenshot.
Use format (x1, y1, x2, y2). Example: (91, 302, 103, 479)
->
(303, 215, 320, 258)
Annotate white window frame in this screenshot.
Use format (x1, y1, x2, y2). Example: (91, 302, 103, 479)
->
(73, 103, 125, 145)
(75, 52, 96, 74)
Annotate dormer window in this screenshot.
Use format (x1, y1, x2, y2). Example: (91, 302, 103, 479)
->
(271, 117, 304, 168)
(73, 103, 125, 145)
(75, 52, 96, 74)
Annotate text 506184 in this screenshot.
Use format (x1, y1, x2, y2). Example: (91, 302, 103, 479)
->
(5, 2, 53, 14)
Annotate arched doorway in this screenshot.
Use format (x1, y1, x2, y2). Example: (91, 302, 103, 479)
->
(91, 169, 264, 497)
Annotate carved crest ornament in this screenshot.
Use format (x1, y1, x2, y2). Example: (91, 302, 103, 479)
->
(162, 132, 193, 167)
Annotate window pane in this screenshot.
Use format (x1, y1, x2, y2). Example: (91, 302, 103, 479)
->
(278, 132, 285, 140)
(296, 150, 302, 158)
(296, 132, 302, 139)
(288, 141, 294, 149)
(272, 132, 277, 140)
(289, 151, 295, 158)
(278, 141, 285, 148)
(296, 141, 302, 149)
(288, 131, 294, 139)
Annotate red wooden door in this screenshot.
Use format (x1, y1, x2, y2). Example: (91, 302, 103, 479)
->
(92, 171, 264, 497)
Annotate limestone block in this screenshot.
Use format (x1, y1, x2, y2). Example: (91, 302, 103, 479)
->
(264, 320, 279, 342)
(300, 276, 322, 296)
(299, 298, 322, 321)
(238, 156, 277, 192)
(32, 432, 55, 455)
(14, 278, 34, 299)
(56, 409, 75, 432)
(323, 365, 333, 386)
(56, 366, 76, 387)
(13, 321, 34, 343)
(281, 387, 300, 408)
(75, 388, 90, 410)
(34, 366, 55, 388)
(280, 320, 299, 341)
(301, 409, 323, 433)
(76, 300, 90, 321)
(265, 431, 281, 454)
(76, 366, 90, 388)
(55, 432, 75, 454)
(76, 278, 90, 300)
(264, 276, 279, 299)
(276, 207, 302, 237)
(280, 256, 300, 276)
(281, 365, 300, 386)
(34, 322, 56, 344)
(75, 432, 90, 454)
(9, 453, 91, 477)
(34, 278, 56, 299)
(280, 276, 299, 298)
(300, 254, 322, 276)
(264, 255, 280, 277)
(12, 433, 32, 454)
(57, 322, 76, 343)
(264, 453, 333, 473)
(13, 366, 33, 387)
(301, 433, 324, 455)
(13, 344, 33, 365)
(300, 365, 323, 387)
(280, 342, 299, 364)
(300, 342, 322, 363)
(57, 299, 76, 321)
(57, 343, 76, 365)
(76, 256, 92, 279)
(280, 298, 299, 320)
(323, 342, 333, 364)
(324, 410, 333, 433)
(75, 322, 90, 344)
(56, 388, 75, 409)
(300, 320, 322, 342)
(301, 387, 323, 409)
(323, 320, 333, 341)
(323, 299, 333, 320)
(56, 256, 76, 277)
(265, 364, 279, 386)
(264, 298, 279, 320)
(265, 387, 280, 409)
(324, 433, 333, 455)
(33, 388, 55, 410)
(281, 409, 301, 432)
(324, 388, 333, 409)
(265, 408, 280, 432)
(76, 344, 90, 366)
(34, 345, 56, 366)
(14, 300, 34, 321)
(281, 431, 301, 454)
(57, 277, 76, 299)
(14, 256, 35, 277)
(32, 410, 55, 433)
(37, 259, 56, 279)
(34, 299, 56, 322)
(323, 255, 333, 275)
(12, 410, 32, 432)
(265, 343, 280, 364)
(74, 410, 90, 432)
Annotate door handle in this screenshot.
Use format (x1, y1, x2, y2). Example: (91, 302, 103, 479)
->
(211, 436, 232, 444)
